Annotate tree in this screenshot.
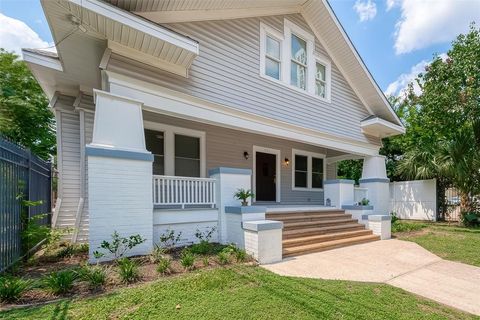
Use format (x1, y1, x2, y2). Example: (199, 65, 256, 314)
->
(0, 49, 55, 159)
(395, 24, 480, 212)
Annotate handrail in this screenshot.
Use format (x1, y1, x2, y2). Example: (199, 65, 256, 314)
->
(152, 175, 216, 208)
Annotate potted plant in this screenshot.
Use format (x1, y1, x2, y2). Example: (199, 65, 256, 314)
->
(234, 188, 254, 206)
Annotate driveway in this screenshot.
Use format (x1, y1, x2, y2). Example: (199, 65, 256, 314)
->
(263, 239, 480, 316)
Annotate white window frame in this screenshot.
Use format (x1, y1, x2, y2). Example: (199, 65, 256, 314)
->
(258, 19, 332, 103)
(314, 55, 332, 102)
(291, 149, 326, 191)
(143, 121, 206, 177)
(259, 23, 284, 82)
(252, 145, 281, 203)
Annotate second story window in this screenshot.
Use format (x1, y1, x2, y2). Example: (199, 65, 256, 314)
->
(315, 62, 327, 98)
(265, 35, 281, 80)
(291, 34, 307, 90)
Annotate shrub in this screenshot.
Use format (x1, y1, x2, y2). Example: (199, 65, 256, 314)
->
(93, 231, 145, 260)
(78, 265, 107, 290)
(43, 270, 77, 295)
(460, 211, 480, 227)
(56, 244, 76, 258)
(117, 258, 139, 283)
(234, 249, 247, 262)
(357, 198, 370, 206)
(156, 257, 172, 275)
(202, 256, 209, 267)
(188, 241, 211, 255)
(150, 244, 166, 263)
(180, 250, 195, 271)
(217, 251, 230, 265)
(158, 229, 182, 252)
(0, 276, 32, 303)
(390, 212, 399, 224)
(391, 221, 428, 233)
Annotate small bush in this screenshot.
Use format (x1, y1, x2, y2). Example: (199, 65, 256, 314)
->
(158, 229, 182, 252)
(78, 265, 107, 290)
(234, 249, 247, 262)
(188, 241, 211, 255)
(390, 212, 399, 224)
(93, 231, 146, 260)
(460, 211, 480, 227)
(0, 276, 32, 303)
(156, 257, 172, 275)
(180, 250, 195, 271)
(391, 220, 428, 233)
(150, 245, 166, 263)
(43, 270, 77, 295)
(117, 258, 139, 283)
(202, 256, 209, 267)
(217, 251, 230, 265)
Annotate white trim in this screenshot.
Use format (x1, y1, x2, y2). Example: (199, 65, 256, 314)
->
(107, 41, 189, 77)
(291, 149, 326, 191)
(253, 146, 281, 203)
(104, 70, 381, 156)
(136, 6, 302, 24)
(66, 0, 199, 54)
(259, 22, 284, 82)
(360, 117, 406, 137)
(22, 49, 63, 72)
(326, 154, 364, 165)
(99, 48, 112, 70)
(144, 121, 206, 178)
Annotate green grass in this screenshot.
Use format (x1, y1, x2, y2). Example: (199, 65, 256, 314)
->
(0, 265, 474, 320)
(394, 221, 480, 267)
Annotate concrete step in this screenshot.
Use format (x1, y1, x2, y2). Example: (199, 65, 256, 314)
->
(283, 218, 358, 230)
(266, 210, 345, 219)
(283, 223, 366, 239)
(266, 213, 352, 222)
(283, 234, 380, 257)
(282, 229, 374, 248)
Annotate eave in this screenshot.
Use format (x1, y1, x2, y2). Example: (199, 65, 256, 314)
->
(360, 117, 405, 138)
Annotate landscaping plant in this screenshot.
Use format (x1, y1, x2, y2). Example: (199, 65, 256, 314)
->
(0, 276, 32, 303)
(358, 198, 370, 206)
(234, 249, 247, 262)
(234, 188, 254, 206)
(78, 265, 107, 290)
(217, 251, 230, 265)
(202, 256, 210, 267)
(156, 257, 172, 275)
(117, 258, 140, 283)
(93, 231, 146, 260)
(190, 227, 217, 255)
(43, 270, 77, 295)
(180, 250, 195, 271)
(158, 229, 182, 252)
(150, 244, 166, 263)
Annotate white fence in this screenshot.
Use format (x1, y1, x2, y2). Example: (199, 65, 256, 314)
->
(153, 175, 216, 208)
(389, 179, 437, 221)
(354, 187, 368, 204)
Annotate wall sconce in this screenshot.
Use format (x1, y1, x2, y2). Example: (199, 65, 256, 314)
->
(284, 157, 290, 166)
(243, 151, 249, 160)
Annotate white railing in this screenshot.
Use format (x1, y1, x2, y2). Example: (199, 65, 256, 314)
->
(354, 187, 368, 204)
(153, 175, 216, 208)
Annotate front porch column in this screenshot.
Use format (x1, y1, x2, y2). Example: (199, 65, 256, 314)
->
(87, 90, 153, 262)
(359, 156, 390, 215)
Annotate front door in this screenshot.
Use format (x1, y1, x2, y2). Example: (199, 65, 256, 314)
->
(255, 152, 277, 201)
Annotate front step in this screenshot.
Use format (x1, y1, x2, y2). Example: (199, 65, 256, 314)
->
(283, 229, 374, 248)
(266, 210, 345, 220)
(283, 223, 366, 239)
(283, 234, 380, 257)
(283, 218, 358, 230)
(266, 213, 352, 223)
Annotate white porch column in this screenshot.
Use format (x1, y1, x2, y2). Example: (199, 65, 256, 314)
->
(359, 156, 390, 215)
(209, 167, 252, 244)
(87, 90, 153, 262)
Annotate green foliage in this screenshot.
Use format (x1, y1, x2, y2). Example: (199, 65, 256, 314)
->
(460, 211, 480, 227)
(357, 198, 370, 206)
(158, 229, 182, 252)
(179, 250, 195, 271)
(78, 265, 107, 290)
(149, 245, 166, 263)
(233, 188, 254, 202)
(43, 270, 77, 295)
(216, 251, 230, 265)
(194, 227, 216, 242)
(21, 213, 50, 253)
(234, 249, 247, 263)
(0, 276, 32, 302)
(390, 212, 399, 224)
(117, 258, 140, 283)
(189, 227, 217, 255)
(156, 257, 172, 275)
(202, 256, 210, 267)
(0, 49, 55, 159)
(93, 231, 146, 260)
(336, 159, 363, 184)
(391, 220, 428, 233)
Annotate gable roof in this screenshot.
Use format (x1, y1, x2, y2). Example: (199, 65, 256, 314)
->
(102, 0, 403, 127)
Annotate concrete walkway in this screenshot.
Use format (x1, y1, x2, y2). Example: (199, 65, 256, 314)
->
(263, 239, 480, 316)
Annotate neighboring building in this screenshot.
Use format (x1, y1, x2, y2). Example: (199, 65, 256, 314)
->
(24, 0, 404, 262)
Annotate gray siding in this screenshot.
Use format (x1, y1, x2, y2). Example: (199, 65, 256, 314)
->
(107, 14, 381, 146)
(144, 111, 343, 204)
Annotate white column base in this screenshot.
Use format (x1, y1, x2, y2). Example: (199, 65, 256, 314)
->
(367, 215, 391, 240)
(243, 220, 283, 264)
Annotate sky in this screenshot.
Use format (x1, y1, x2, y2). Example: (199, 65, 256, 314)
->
(0, 0, 479, 97)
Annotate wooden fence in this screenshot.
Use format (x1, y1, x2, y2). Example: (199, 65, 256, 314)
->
(0, 136, 52, 272)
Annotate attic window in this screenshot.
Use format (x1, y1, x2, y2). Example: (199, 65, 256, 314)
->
(260, 23, 284, 81)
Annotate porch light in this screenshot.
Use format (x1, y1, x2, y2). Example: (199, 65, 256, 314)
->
(243, 151, 249, 160)
(284, 157, 290, 166)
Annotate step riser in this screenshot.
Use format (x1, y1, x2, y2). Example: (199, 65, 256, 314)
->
(283, 231, 373, 248)
(283, 237, 379, 257)
(283, 220, 357, 230)
(266, 211, 345, 219)
(283, 225, 365, 239)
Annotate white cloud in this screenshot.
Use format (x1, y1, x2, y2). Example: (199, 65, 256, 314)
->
(0, 13, 53, 57)
(392, 0, 480, 54)
(385, 53, 447, 97)
(354, 0, 377, 22)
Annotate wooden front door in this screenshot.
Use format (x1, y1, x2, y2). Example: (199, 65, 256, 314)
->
(255, 151, 277, 201)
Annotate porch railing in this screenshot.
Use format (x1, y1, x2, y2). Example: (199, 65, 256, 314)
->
(152, 175, 216, 208)
(354, 187, 368, 204)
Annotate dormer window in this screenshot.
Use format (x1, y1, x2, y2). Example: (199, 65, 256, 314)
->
(259, 19, 331, 102)
(290, 34, 307, 90)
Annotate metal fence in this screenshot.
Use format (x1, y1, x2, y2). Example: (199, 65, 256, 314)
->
(0, 136, 52, 272)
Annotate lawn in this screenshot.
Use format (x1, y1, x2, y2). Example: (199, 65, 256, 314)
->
(0, 265, 475, 320)
(393, 220, 480, 267)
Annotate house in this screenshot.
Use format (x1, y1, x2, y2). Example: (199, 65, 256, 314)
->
(24, 0, 405, 263)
